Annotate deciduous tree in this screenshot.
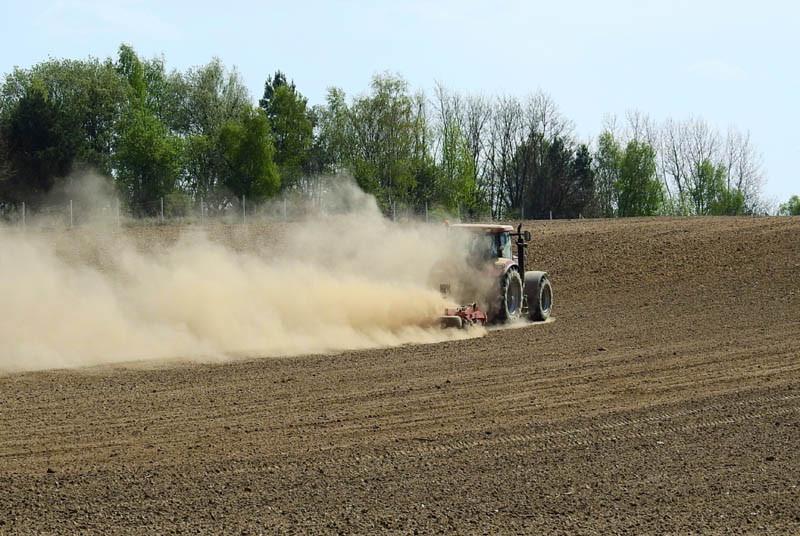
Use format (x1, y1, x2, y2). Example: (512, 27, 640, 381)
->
(114, 106, 181, 214)
(259, 72, 313, 190)
(0, 81, 78, 204)
(779, 195, 800, 216)
(616, 140, 663, 217)
(218, 108, 279, 202)
(593, 131, 621, 217)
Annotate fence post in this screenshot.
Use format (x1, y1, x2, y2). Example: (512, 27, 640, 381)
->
(549, 210, 553, 220)
(160, 197, 164, 222)
(69, 200, 73, 228)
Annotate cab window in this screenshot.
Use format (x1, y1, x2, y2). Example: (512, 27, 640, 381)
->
(496, 233, 512, 259)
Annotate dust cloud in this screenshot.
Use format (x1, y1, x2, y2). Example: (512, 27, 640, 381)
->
(0, 179, 484, 373)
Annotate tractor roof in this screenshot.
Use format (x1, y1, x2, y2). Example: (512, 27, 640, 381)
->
(449, 223, 515, 234)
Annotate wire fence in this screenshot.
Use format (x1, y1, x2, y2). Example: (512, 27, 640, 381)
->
(2, 194, 497, 230)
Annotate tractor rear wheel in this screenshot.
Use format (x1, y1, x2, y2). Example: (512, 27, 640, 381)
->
(497, 269, 523, 323)
(525, 273, 553, 321)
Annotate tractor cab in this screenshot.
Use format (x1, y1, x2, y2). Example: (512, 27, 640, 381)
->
(450, 224, 515, 264)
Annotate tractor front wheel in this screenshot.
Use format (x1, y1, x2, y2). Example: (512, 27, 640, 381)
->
(497, 269, 523, 323)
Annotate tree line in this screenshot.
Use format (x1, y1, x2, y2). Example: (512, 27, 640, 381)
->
(0, 45, 780, 220)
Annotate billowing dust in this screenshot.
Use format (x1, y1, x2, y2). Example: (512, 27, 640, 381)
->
(0, 181, 486, 372)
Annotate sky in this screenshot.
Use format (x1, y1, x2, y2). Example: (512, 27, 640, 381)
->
(1, 0, 798, 203)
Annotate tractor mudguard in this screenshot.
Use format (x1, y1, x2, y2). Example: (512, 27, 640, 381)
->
(493, 258, 519, 277)
(524, 271, 547, 303)
(524, 270, 548, 287)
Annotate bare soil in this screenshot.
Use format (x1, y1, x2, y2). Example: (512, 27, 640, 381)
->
(1, 216, 799, 534)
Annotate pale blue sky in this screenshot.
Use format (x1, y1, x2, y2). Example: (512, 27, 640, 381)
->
(1, 0, 797, 203)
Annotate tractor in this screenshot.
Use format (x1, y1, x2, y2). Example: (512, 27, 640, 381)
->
(439, 223, 553, 329)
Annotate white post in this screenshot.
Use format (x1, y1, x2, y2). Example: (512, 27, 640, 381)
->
(242, 195, 246, 224)
(69, 200, 73, 228)
(283, 198, 287, 221)
(116, 198, 121, 227)
(425, 201, 429, 223)
(160, 197, 164, 222)
(549, 210, 553, 220)
(200, 197, 204, 224)
(22, 201, 26, 229)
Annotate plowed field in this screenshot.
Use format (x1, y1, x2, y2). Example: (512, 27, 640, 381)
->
(2, 217, 799, 534)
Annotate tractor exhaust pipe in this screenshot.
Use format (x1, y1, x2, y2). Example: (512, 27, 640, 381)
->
(515, 223, 527, 277)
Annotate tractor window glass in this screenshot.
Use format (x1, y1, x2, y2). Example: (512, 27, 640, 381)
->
(496, 233, 512, 259)
(467, 234, 495, 264)
(470, 235, 492, 260)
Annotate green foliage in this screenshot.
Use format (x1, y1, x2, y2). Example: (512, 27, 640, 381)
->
(0, 131, 10, 185)
(346, 73, 422, 208)
(779, 195, 800, 216)
(689, 159, 748, 215)
(690, 160, 723, 215)
(113, 106, 181, 214)
(593, 131, 621, 217)
(0, 56, 127, 191)
(112, 46, 182, 213)
(311, 87, 352, 175)
(438, 121, 479, 213)
(615, 140, 663, 217)
(514, 135, 595, 219)
(175, 58, 253, 202)
(116, 44, 146, 103)
(571, 144, 596, 215)
(218, 108, 279, 201)
(315, 76, 486, 217)
(181, 58, 250, 136)
(0, 46, 769, 221)
(164, 191, 193, 218)
(182, 134, 220, 199)
(139, 56, 187, 130)
(710, 186, 746, 215)
(0, 46, 278, 214)
(694, 160, 718, 214)
(259, 72, 313, 189)
(0, 81, 78, 204)
(259, 71, 291, 110)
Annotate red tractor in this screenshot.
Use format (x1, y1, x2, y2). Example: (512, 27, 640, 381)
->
(440, 223, 553, 328)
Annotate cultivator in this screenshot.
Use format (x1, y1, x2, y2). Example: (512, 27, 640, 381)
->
(440, 303, 487, 329)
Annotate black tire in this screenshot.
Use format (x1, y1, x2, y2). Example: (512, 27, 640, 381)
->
(497, 269, 523, 323)
(527, 275, 553, 321)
